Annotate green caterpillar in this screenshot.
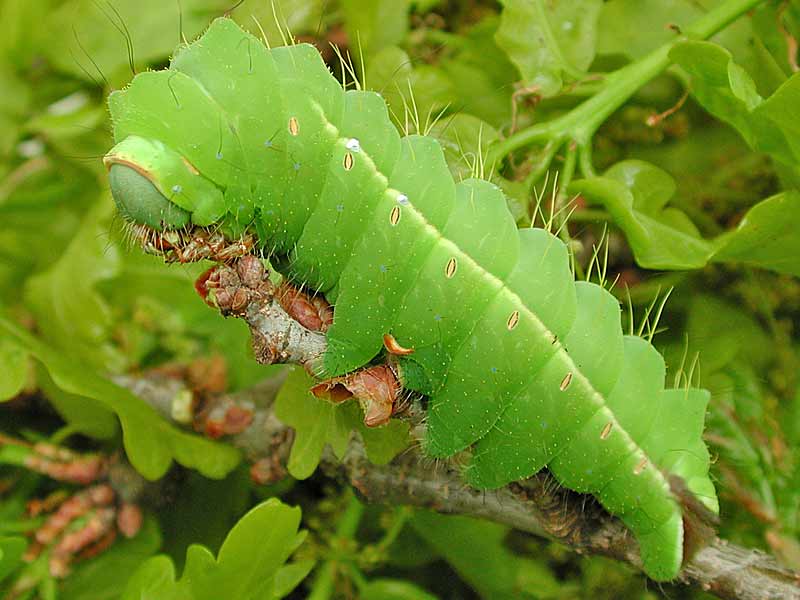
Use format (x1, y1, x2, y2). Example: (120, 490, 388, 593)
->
(104, 18, 717, 581)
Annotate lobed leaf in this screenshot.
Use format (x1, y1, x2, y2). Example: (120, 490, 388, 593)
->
(572, 159, 800, 276)
(121, 499, 310, 600)
(496, 0, 602, 97)
(670, 41, 800, 186)
(0, 336, 27, 401)
(364, 21, 515, 129)
(712, 191, 800, 275)
(44, 0, 225, 87)
(340, 0, 410, 56)
(274, 368, 409, 479)
(596, 0, 703, 60)
(24, 199, 125, 373)
(429, 114, 500, 181)
(0, 317, 241, 480)
(37, 366, 118, 439)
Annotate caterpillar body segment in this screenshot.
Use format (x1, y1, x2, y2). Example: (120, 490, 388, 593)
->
(104, 18, 716, 581)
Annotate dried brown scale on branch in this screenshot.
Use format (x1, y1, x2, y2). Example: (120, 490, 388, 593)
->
(202, 404, 255, 438)
(127, 222, 404, 427)
(275, 281, 334, 333)
(311, 364, 402, 427)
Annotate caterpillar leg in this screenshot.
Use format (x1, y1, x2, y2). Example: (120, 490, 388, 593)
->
(311, 363, 400, 427)
(129, 223, 255, 263)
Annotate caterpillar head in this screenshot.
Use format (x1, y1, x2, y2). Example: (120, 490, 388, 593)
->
(104, 136, 253, 262)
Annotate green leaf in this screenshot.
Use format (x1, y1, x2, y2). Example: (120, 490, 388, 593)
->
(429, 114, 500, 181)
(365, 19, 515, 129)
(0, 0, 55, 71)
(496, 0, 602, 97)
(274, 368, 409, 479)
(271, 559, 316, 599)
(122, 499, 308, 600)
(24, 198, 125, 373)
(0, 327, 116, 438)
(572, 160, 714, 269)
(340, 0, 411, 56)
(712, 192, 800, 276)
(572, 160, 800, 276)
(686, 295, 772, 377)
(751, 3, 800, 89)
(410, 512, 558, 600)
(0, 65, 30, 157)
(365, 46, 454, 129)
(234, 1, 328, 48)
(274, 368, 351, 479)
(0, 163, 98, 305)
(37, 364, 118, 439)
(157, 468, 251, 566)
(0, 335, 28, 401)
(0, 317, 241, 480)
(671, 41, 800, 181)
(436, 18, 517, 126)
(359, 578, 438, 600)
(60, 518, 161, 600)
(597, 0, 703, 60)
(120, 555, 184, 600)
(0, 536, 27, 584)
(356, 408, 411, 466)
(596, 1, 762, 92)
(45, 0, 231, 87)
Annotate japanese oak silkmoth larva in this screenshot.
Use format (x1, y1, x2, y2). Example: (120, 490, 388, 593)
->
(103, 18, 717, 581)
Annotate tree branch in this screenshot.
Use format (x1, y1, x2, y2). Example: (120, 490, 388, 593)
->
(114, 371, 800, 600)
(109, 257, 800, 599)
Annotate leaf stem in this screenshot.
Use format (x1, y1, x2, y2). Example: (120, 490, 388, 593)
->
(578, 141, 595, 178)
(307, 492, 365, 600)
(568, 208, 609, 223)
(522, 139, 559, 191)
(373, 506, 412, 554)
(488, 0, 766, 164)
(554, 142, 577, 244)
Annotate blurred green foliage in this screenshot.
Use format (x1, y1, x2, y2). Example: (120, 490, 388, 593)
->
(0, 0, 798, 598)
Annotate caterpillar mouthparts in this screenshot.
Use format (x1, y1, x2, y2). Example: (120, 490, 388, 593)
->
(127, 222, 255, 264)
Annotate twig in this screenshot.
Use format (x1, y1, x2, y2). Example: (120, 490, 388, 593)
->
(113, 367, 800, 600)
(104, 255, 800, 599)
